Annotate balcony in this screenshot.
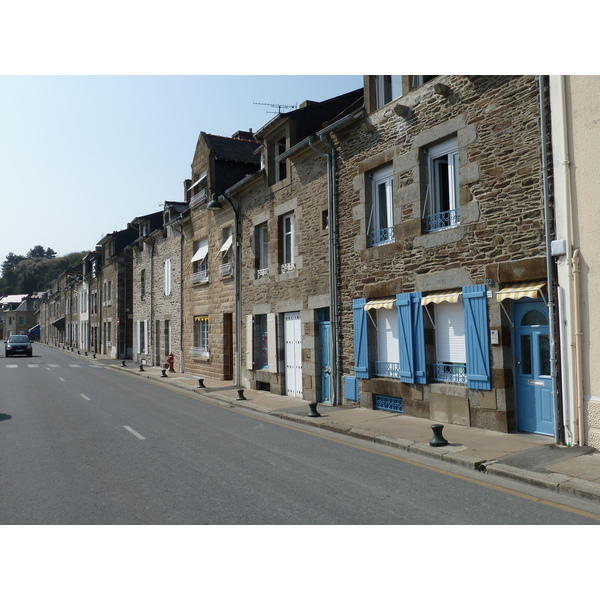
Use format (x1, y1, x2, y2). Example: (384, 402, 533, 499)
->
(102, 299, 113, 307)
(190, 347, 210, 359)
(432, 362, 466, 385)
(374, 361, 400, 378)
(219, 262, 233, 277)
(190, 270, 209, 285)
(368, 227, 395, 247)
(190, 188, 208, 207)
(280, 262, 296, 274)
(256, 268, 269, 279)
(424, 208, 460, 233)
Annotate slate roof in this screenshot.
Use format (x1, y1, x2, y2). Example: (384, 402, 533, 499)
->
(201, 133, 261, 165)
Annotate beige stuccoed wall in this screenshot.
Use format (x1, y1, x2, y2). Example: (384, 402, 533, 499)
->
(567, 76, 600, 448)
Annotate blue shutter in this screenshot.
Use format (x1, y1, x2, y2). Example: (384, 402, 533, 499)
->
(411, 292, 427, 384)
(396, 293, 414, 383)
(353, 298, 370, 379)
(463, 284, 491, 390)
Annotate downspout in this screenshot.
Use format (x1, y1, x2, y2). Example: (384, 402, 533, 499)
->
(174, 219, 184, 373)
(309, 135, 341, 406)
(572, 250, 585, 444)
(539, 75, 560, 444)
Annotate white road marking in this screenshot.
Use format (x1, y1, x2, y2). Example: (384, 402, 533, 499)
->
(123, 426, 146, 440)
(6, 365, 18, 368)
(27, 364, 40, 368)
(59, 377, 65, 382)
(80, 394, 91, 401)
(48, 364, 60, 368)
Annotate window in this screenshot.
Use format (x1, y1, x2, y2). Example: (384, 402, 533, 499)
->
(246, 313, 277, 372)
(164, 259, 172, 295)
(375, 75, 403, 108)
(165, 320, 171, 355)
(409, 75, 436, 89)
(218, 227, 233, 277)
(424, 138, 460, 232)
(369, 303, 400, 378)
(280, 213, 295, 273)
(274, 137, 287, 183)
(432, 300, 467, 384)
(138, 320, 148, 354)
(103, 281, 112, 306)
(192, 316, 209, 358)
(256, 223, 269, 278)
(368, 166, 394, 246)
(140, 269, 146, 301)
(190, 239, 209, 284)
(189, 170, 207, 206)
(257, 314, 268, 369)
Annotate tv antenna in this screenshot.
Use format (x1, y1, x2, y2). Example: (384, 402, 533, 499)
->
(253, 101, 297, 115)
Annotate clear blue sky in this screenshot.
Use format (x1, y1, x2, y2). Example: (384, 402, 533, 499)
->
(0, 75, 363, 272)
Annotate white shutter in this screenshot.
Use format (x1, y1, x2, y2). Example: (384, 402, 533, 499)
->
(246, 315, 254, 370)
(435, 302, 466, 363)
(267, 313, 277, 373)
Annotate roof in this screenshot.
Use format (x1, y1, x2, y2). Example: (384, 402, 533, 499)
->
(201, 133, 261, 165)
(0, 294, 28, 305)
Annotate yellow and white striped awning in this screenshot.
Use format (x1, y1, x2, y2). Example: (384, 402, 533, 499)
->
(364, 298, 396, 311)
(421, 291, 462, 305)
(496, 282, 546, 302)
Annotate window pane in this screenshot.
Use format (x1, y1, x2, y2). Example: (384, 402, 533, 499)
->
(539, 334, 550, 376)
(520, 335, 532, 374)
(521, 310, 548, 326)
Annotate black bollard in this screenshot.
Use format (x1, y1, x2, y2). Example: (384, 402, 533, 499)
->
(236, 389, 246, 401)
(161, 369, 168, 378)
(139, 364, 145, 372)
(85, 351, 88, 356)
(197, 378, 205, 388)
(307, 402, 321, 417)
(429, 424, 449, 447)
(122, 360, 126, 367)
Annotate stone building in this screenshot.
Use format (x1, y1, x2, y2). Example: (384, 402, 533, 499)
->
(181, 131, 261, 382)
(129, 204, 186, 371)
(82, 251, 102, 354)
(329, 76, 554, 436)
(96, 227, 138, 359)
(226, 89, 363, 401)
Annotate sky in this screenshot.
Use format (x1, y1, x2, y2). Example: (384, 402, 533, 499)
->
(0, 74, 364, 273)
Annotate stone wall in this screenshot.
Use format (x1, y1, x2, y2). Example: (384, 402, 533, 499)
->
(332, 75, 549, 432)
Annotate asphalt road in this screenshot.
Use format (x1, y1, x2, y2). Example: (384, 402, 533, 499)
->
(1, 344, 599, 525)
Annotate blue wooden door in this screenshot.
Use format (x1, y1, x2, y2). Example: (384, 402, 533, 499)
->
(319, 309, 332, 405)
(514, 301, 554, 436)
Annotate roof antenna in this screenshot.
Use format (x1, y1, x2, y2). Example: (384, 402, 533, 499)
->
(253, 101, 297, 115)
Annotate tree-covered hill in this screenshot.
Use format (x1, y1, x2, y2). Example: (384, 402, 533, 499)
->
(0, 246, 90, 296)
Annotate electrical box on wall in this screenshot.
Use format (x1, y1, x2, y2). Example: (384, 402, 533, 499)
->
(490, 329, 500, 345)
(551, 239, 567, 257)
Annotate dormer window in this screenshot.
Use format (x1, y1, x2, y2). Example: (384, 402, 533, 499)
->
(274, 137, 287, 183)
(189, 170, 208, 206)
(375, 75, 403, 108)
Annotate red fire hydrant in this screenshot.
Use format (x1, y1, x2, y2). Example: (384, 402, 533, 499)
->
(166, 353, 175, 372)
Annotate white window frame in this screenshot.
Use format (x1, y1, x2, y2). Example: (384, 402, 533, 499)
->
(375, 75, 403, 108)
(424, 138, 460, 232)
(368, 165, 394, 247)
(433, 301, 466, 384)
(192, 316, 209, 358)
(164, 258, 172, 296)
(374, 307, 400, 378)
(281, 213, 295, 271)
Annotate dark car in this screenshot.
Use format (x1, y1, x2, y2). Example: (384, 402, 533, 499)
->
(5, 335, 33, 357)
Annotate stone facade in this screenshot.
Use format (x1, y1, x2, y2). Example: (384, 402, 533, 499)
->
(129, 208, 184, 371)
(181, 131, 261, 381)
(230, 91, 363, 401)
(332, 76, 550, 433)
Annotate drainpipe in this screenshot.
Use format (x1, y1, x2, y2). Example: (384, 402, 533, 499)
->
(309, 135, 341, 406)
(539, 75, 560, 444)
(572, 249, 585, 444)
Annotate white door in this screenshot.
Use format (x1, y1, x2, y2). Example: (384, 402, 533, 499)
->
(284, 312, 303, 398)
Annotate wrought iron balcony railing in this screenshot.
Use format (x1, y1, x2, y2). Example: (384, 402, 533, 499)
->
(374, 361, 400, 378)
(424, 207, 460, 233)
(432, 362, 467, 384)
(368, 226, 395, 247)
(190, 270, 209, 285)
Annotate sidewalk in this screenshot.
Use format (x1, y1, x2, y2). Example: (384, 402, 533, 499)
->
(89, 352, 600, 504)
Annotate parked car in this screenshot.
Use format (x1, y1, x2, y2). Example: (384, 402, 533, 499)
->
(5, 335, 33, 357)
